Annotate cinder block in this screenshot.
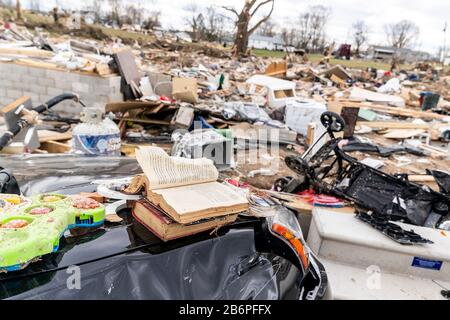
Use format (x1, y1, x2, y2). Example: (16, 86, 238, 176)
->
(12, 65, 29, 76)
(29, 84, 47, 95)
(6, 89, 23, 99)
(47, 87, 64, 97)
(108, 76, 121, 87)
(1, 63, 15, 74)
(20, 83, 31, 91)
(39, 94, 53, 104)
(94, 85, 112, 94)
(65, 71, 80, 80)
(28, 67, 47, 78)
(39, 78, 56, 87)
(54, 80, 73, 91)
(107, 93, 124, 102)
(72, 82, 90, 93)
(19, 74, 37, 84)
(0, 79, 14, 89)
(23, 92, 39, 103)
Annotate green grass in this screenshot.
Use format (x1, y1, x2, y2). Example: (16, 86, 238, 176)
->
(253, 49, 414, 71)
(253, 48, 287, 58)
(0, 8, 155, 45)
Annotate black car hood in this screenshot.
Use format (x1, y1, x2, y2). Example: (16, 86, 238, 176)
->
(1, 222, 299, 300)
(0, 154, 304, 300)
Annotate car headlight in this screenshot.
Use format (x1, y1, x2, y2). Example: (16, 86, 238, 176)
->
(267, 207, 310, 272)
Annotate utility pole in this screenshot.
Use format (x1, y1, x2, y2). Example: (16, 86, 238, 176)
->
(16, 0, 22, 21)
(442, 22, 447, 65)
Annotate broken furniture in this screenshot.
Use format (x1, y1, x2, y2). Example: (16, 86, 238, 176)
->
(277, 111, 450, 244)
(308, 208, 450, 300)
(246, 75, 297, 108)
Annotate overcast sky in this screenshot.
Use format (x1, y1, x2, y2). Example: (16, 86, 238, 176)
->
(25, 0, 450, 54)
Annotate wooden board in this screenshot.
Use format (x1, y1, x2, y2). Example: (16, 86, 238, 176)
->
(339, 100, 447, 120)
(0, 47, 54, 58)
(37, 130, 72, 142)
(113, 48, 141, 86)
(1, 96, 30, 114)
(265, 61, 287, 78)
(116, 117, 171, 126)
(357, 121, 434, 129)
(382, 129, 426, 139)
(105, 101, 162, 113)
(40, 140, 71, 153)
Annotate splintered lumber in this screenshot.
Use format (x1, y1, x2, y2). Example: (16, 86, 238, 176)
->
(356, 121, 433, 129)
(37, 130, 72, 143)
(0, 47, 54, 58)
(1, 96, 30, 114)
(115, 117, 171, 126)
(338, 100, 448, 120)
(15, 58, 59, 70)
(40, 140, 71, 153)
(265, 61, 287, 78)
(383, 129, 426, 139)
(105, 101, 162, 113)
(408, 175, 439, 191)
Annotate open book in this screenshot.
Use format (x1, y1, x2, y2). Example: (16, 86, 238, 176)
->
(133, 200, 238, 242)
(136, 146, 248, 224)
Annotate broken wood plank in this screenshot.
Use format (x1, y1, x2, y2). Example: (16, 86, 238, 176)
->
(105, 101, 162, 113)
(0, 47, 54, 58)
(1, 96, 30, 114)
(40, 140, 71, 153)
(339, 100, 448, 120)
(116, 117, 171, 125)
(383, 129, 426, 139)
(357, 121, 433, 129)
(265, 61, 287, 78)
(37, 130, 72, 142)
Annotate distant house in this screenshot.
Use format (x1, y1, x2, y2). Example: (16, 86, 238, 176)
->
(248, 35, 284, 51)
(367, 45, 432, 63)
(174, 31, 192, 42)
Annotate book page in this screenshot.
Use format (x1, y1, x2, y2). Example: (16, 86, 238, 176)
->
(136, 146, 219, 190)
(152, 181, 248, 216)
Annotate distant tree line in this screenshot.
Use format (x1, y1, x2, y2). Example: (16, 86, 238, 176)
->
(0, 0, 422, 55)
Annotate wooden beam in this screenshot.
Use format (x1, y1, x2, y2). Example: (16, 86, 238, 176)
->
(357, 121, 432, 129)
(1, 96, 30, 114)
(338, 100, 447, 120)
(115, 117, 171, 125)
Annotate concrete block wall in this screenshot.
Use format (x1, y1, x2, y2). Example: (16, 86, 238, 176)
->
(0, 62, 123, 116)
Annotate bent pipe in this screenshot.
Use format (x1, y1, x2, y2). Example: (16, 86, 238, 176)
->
(33, 93, 81, 113)
(0, 93, 82, 151)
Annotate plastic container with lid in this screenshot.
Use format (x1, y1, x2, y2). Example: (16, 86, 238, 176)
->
(72, 109, 121, 156)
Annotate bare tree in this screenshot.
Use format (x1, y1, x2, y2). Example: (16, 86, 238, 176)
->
(204, 5, 227, 42)
(90, 0, 103, 24)
(29, 0, 40, 12)
(143, 10, 161, 30)
(15, 0, 22, 21)
(108, 0, 123, 27)
(352, 20, 369, 54)
(124, 3, 144, 25)
(296, 6, 330, 52)
(184, 4, 206, 42)
(297, 12, 312, 49)
(258, 19, 276, 37)
(385, 20, 420, 49)
(222, 0, 275, 56)
(309, 6, 330, 52)
(281, 27, 296, 46)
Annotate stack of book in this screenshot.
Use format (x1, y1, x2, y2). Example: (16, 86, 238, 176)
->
(132, 146, 249, 241)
